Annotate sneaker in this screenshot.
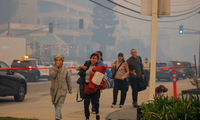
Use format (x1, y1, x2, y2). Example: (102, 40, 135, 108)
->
(119, 105, 123, 108)
(92, 111, 96, 114)
(111, 104, 116, 108)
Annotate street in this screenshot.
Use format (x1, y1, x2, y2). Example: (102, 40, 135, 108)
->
(0, 75, 79, 105)
(0, 76, 197, 120)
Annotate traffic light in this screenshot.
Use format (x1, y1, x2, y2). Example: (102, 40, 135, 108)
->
(86, 44, 90, 52)
(79, 19, 84, 29)
(49, 23, 53, 33)
(179, 25, 183, 34)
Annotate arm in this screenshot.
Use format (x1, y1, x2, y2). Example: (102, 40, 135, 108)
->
(99, 61, 112, 80)
(122, 62, 129, 80)
(66, 69, 72, 93)
(50, 67, 59, 79)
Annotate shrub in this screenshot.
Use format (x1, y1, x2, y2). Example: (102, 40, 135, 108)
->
(139, 94, 200, 120)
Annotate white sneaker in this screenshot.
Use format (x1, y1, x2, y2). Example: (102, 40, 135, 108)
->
(111, 104, 116, 108)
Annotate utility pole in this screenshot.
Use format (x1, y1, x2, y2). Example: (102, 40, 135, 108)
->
(7, 0, 11, 36)
(149, 0, 158, 100)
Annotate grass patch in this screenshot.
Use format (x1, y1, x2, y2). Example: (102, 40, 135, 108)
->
(0, 117, 38, 120)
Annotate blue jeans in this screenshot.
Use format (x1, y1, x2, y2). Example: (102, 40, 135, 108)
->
(54, 102, 62, 119)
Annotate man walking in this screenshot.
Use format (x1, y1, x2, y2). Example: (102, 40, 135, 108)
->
(126, 49, 144, 108)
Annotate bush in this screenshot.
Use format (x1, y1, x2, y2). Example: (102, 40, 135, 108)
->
(139, 94, 200, 120)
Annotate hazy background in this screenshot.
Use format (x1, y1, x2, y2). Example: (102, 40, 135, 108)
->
(0, 0, 199, 64)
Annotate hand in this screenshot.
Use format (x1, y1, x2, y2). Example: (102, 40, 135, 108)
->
(142, 74, 145, 79)
(121, 76, 125, 80)
(69, 89, 72, 94)
(81, 65, 87, 70)
(131, 72, 137, 76)
(90, 70, 95, 75)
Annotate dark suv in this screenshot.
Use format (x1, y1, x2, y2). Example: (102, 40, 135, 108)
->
(170, 61, 195, 79)
(11, 58, 51, 82)
(156, 61, 179, 81)
(0, 61, 27, 102)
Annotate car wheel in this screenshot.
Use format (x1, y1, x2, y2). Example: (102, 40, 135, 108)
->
(168, 75, 173, 82)
(14, 84, 25, 102)
(34, 75, 39, 82)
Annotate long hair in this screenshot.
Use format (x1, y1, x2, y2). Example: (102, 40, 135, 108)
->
(96, 51, 103, 61)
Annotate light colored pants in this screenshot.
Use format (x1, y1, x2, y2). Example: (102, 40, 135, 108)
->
(54, 102, 62, 119)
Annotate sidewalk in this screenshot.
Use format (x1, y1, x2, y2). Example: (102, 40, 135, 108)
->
(0, 79, 196, 120)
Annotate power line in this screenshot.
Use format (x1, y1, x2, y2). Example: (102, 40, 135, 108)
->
(171, 3, 200, 13)
(107, 0, 140, 14)
(89, 0, 151, 22)
(90, 0, 200, 23)
(124, 0, 200, 14)
(123, 0, 140, 7)
(109, 0, 200, 17)
(171, 0, 200, 6)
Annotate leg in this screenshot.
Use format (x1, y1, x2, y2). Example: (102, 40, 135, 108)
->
(84, 94, 91, 119)
(54, 102, 62, 120)
(129, 77, 138, 104)
(119, 79, 128, 106)
(91, 90, 101, 120)
(91, 90, 100, 114)
(112, 79, 120, 105)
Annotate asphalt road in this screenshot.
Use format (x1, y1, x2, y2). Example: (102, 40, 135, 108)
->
(0, 75, 189, 105)
(0, 75, 79, 105)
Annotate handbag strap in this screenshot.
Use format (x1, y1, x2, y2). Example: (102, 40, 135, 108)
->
(114, 61, 124, 78)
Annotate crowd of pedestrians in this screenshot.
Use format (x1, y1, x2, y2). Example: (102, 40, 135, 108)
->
(49, 49, 147, 120)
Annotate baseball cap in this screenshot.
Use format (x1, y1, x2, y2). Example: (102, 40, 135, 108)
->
(118, 52, 124, 57)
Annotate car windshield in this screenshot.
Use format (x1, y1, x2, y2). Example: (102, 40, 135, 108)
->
(11, 60, 35, 67)
(63, 63, 72, 67)
(156, 63, 167, 67)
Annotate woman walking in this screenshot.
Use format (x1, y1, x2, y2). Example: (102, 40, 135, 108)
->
(76, 53, 100, 120)
(111, 52, 129, 108)
(50, 54, 72, 120)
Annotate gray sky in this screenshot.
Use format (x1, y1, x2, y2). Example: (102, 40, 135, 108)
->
(113, 0, 200, 62)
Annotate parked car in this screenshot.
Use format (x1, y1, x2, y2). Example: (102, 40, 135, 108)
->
(170, 61, 195, 79)
(11, 56, 51, 82)
(63, 61, 80, 75)
(156, 61, 179, 81)
(0, 61, 27, 102)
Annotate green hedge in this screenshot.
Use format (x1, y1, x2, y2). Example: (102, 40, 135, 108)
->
(139, 94, 200, 120)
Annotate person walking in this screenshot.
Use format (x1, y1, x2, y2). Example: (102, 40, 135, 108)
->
(126, 49, 144, 108)
(76, 53, 101, 120)
(143, 58, 150, 86)
(111, 52, 129, 108)
(89, 51, 112, 113)
(50, 54, 72, 120)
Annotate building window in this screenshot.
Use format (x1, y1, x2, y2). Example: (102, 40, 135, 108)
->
(38, 1, 67, 13)
(57, 17, 68, 29)
(19, 19, 21, 23)
(37, 19, 40, 25)
(43, 17, 56, 28)
(69, 8, 77, 14)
